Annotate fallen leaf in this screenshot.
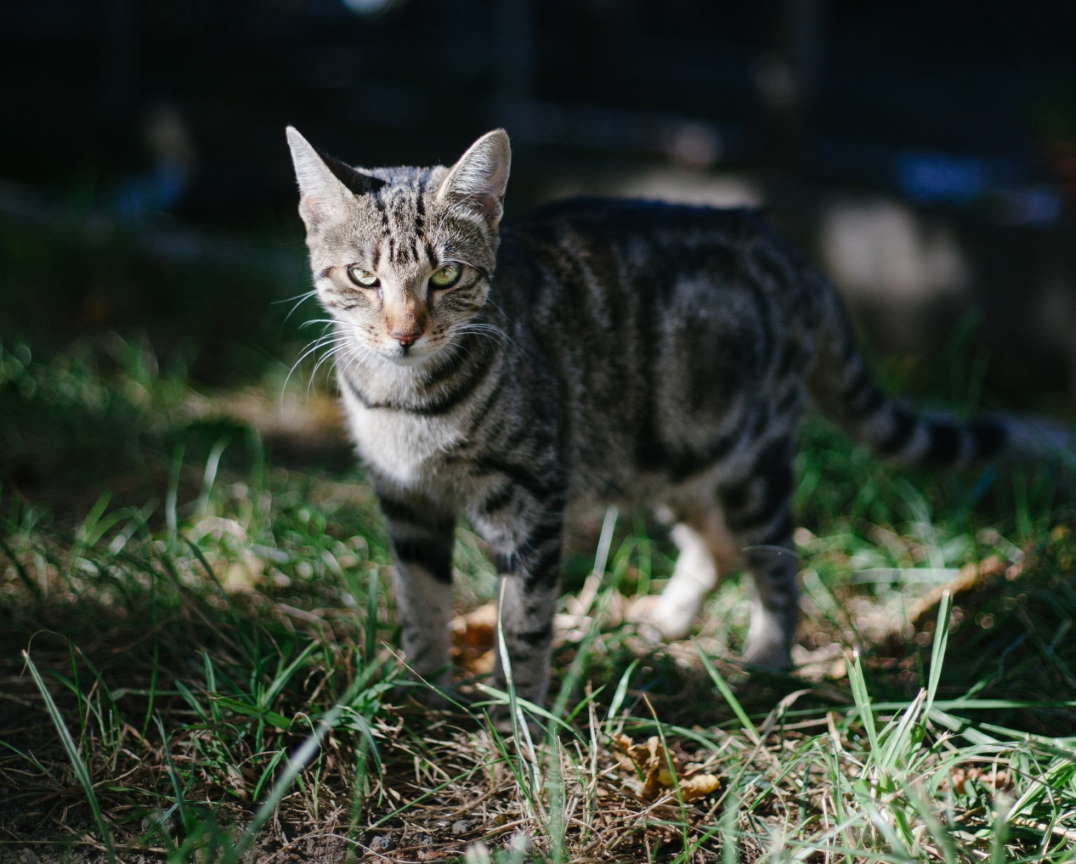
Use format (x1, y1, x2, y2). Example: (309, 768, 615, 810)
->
(680, 773, 721, 801)
(614, 734, 719, 802)
(450, 603, 497, 675)
(948, 765, 1013, 795)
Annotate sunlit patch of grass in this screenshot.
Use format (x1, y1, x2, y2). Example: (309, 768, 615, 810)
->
(1, 341, 1075, 861)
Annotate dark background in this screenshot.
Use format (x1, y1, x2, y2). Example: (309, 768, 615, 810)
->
(2, 0, 1075, 403)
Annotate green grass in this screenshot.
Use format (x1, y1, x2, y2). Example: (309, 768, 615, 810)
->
(1, 224, 1075, 860)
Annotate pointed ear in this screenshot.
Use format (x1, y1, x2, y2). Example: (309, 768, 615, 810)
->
(436, 129, 511, 227)
(285, 126, 384, 228)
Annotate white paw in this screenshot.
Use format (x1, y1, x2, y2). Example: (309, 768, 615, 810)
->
(629, 594, 696, 641)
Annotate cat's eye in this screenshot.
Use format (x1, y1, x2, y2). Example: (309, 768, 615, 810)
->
(429, 263, 462, 290)
(346, 265, 380, 288)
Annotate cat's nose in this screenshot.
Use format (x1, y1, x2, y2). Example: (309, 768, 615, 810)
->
(392, 329, 422, 347)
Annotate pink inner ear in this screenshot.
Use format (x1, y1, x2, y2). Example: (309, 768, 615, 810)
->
(475, 194, 501, 223)
(299, 194, 324, 228)
(461, 191, 503, 226)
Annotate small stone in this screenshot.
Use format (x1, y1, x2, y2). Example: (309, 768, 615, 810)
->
(451, 818, 475, 836)
(369, 834, 395, 852)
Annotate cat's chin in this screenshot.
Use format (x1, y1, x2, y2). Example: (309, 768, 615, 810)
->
(380, 345, 441, 368)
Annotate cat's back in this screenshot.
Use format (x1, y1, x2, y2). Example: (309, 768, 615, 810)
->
(503, 196, 766, 269)
(497, 196, 811, 313)
(496, 195, 820, 364)
(515, 195, 762, 231)
(491, 196, 824, 500)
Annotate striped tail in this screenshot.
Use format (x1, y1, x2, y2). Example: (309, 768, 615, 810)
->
(809, 284, 1075, 469)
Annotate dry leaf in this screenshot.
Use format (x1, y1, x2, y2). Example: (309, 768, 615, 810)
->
(679, 773, 721, 801)
(222, 551, 265, 593)
(948, 765, 1013, 795)
(450, 603, 497, 675)
(614, 734, 719, 802)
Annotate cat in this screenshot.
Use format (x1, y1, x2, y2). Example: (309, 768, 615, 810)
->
(285, 126, 1071, 709)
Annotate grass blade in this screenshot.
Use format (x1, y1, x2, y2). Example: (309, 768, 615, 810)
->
(696, 643, 761, 745)
(22, 649, 115, 862)
(925, 590, 952, 716)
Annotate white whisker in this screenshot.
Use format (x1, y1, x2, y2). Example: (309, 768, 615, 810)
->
(278, 290, 318, 323)
(282, 331, 351, 397)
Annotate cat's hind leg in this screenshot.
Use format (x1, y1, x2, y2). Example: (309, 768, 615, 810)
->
(648, 507, 738, 640)
(716, 439, 798, 669)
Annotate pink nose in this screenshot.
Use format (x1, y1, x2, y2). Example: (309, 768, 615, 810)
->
(392, 329, 421, 347)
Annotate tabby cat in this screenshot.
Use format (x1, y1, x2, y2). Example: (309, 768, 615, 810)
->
(286, 127, 1068, 708)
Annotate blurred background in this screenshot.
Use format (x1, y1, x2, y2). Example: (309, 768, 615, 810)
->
(2, 0, 1075, 506)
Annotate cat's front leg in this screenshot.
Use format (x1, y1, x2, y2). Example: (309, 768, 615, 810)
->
(484, 505, 564, 709)
(377, 490, 457, 690)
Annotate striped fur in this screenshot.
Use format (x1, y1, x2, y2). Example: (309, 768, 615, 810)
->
(286, 127, 1073, 707)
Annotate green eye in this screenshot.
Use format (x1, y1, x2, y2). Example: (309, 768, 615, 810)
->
(429, 263, 462, 289)
(346, 266, 380, 288)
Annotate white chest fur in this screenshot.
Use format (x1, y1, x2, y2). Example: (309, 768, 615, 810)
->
(339, 380, 462, 489)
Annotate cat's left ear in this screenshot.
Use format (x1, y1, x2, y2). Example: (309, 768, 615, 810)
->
(285, 126, 384, 230)
(437, 129, 511, 228)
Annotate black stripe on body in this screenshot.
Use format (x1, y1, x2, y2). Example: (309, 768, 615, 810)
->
(423, 333, 487, 389)
(633, 264, 665, 471)
(499, 422, 538, 456)
(969, 418, 1007, 459)
(470, 455, 561, 507)
(775, 385, 802, 417)
(921, 420, 962, 466)
(846, 386, 886, 419)
(409, 344, 498, 416)
(338, 340, 496, 416)
(745, 280, 775, 366)
(463, 370, 509, 437)
(341, 369, 376, 409)
(749, 405, 770, 439)
(512, 622, 553, 646)
(522, 544, 561, 588)
(720, 439, 794, 535)
(477, 482, 516, 518)
(523, 519, 562, 555)
(775, 341, 803, 379)
(654, 421, 741, 484)
(749, 243, 794, 296)
(755, 510, 794, 548)
(866, 406, 1007, 468)
(393, 536, 453, 584)
(378, 494, 424, 524)
(877, 406, 918, 456)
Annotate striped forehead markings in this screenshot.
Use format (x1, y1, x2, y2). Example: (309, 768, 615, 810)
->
(362, 172, 437, 270)
(372, 184, 390, 228)
(414, 173, 429, 234)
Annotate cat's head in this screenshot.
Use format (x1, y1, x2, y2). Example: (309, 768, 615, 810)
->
(286, 127, 510, 365)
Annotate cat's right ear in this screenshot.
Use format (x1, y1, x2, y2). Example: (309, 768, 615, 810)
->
(437, 129, 511, 229)
(285, 126, 383, 230)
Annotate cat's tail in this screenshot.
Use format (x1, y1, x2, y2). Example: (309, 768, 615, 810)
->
(808, 282, 1075, 469)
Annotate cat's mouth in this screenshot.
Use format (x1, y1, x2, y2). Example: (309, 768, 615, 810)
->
(381, 340, 441, 367)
